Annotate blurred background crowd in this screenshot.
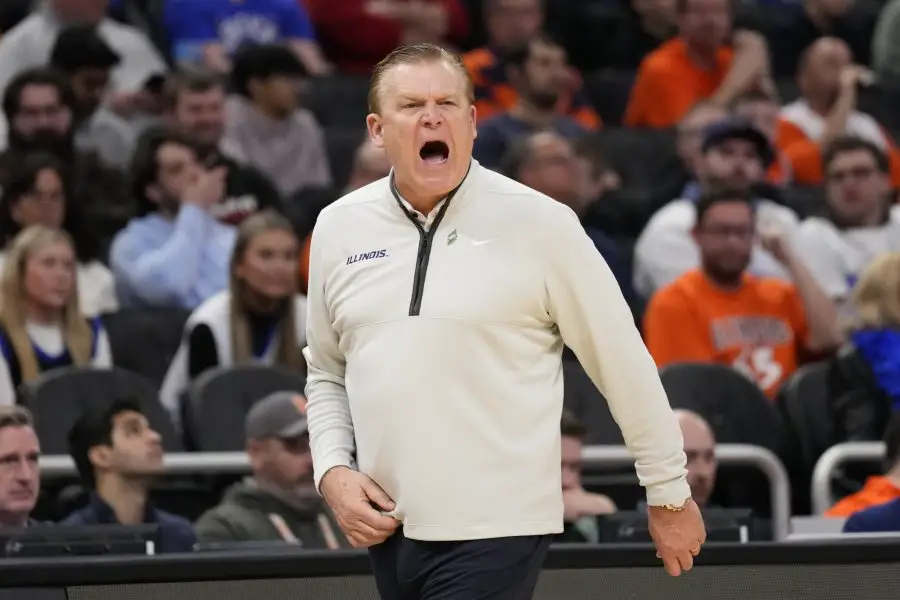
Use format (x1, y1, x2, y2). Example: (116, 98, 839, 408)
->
(0, 0, 899, 554)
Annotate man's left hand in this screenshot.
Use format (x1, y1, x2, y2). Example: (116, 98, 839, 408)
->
(648, 499, 706, 577)
(759, 225, 793, 265)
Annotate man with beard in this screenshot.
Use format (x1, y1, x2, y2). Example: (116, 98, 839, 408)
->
(163, 68, 284, 226)
(195, 392, 345, 547)
(473, 33, 590, 170)
(634, 118, 800, 297)
(642, 188, 841, 398)
(49, 24, 135, 171)
(0, 68, 131, 240)
(63, 399, 196, 553)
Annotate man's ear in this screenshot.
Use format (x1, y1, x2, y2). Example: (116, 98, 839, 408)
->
(366, 114, 385, 149)
(470, 104, 477, 139)
(88, 445, 111, 472)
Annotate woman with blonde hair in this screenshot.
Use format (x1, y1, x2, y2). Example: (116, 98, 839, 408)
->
(160, 210, 307, 422)
(823, 253, 900, 516)
(827, 252, 900, 442)
(0, 226, 112, 405)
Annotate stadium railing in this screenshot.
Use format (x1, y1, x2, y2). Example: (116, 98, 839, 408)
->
(811, 441, 885, 515)
(39, 443, 792, 540)
(1, 540, 899, 600)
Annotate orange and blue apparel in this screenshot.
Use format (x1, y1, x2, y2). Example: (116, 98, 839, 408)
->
(643, 269, 808, 398)
(825, 476, 900, 517)
(462, 47, 602, 131)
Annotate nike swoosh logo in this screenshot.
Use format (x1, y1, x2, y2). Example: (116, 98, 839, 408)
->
(471, 240, 493, 246)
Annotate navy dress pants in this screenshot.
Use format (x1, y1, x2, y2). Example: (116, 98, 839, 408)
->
(368, 531, 552, 600)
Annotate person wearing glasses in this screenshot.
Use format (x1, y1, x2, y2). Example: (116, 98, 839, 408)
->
(794, 136, 900, 316)
(643, 187, 841, 398)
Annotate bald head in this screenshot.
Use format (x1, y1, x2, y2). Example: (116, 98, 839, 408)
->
(352, 138, 391, 186)
(798, 37, 852, 105)
(675, 410, 717, 506)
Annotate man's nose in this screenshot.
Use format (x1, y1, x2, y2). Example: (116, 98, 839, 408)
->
(420, 104, 443, 126)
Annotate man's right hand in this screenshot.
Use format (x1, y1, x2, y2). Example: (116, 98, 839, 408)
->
(183, 166, 227, 210)
(319, 466, 401, 548)
(840, 65, 875, 92)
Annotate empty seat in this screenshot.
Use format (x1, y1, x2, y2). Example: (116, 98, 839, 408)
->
(102, 309, 190, 389)
(184, 365, 307, 451)
(20, 366, 181, 455)
(324, 127, 366, 192)
(305, 76, 370, 128)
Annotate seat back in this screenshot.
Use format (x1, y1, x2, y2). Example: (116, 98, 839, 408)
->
(102, 309, 190, 389)
(660, 362, 788, 516)
(776, 362, 832, 475)
(185, 365, 307, 451)
(20, 366, 181, 455)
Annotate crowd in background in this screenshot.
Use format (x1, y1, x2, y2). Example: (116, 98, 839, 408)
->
(0, 0, 899, 552)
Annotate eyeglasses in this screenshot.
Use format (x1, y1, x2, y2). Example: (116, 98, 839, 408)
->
(698, 226, 755, 240)
(827, 166, 878, 183)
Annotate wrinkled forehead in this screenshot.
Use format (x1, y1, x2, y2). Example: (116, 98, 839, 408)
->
(380, 61, 470, 105)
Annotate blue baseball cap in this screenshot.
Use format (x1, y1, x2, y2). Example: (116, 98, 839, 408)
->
(701, 118, 774, 167)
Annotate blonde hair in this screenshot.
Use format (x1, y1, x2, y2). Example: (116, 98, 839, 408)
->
(0, 226, 92, 383)
(229, 211, 305, 372)
(368, 43, 474, 114)
(848, 252, 900, 331)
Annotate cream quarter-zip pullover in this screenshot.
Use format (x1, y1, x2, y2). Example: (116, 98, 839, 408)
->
(303, 160, 689, 541)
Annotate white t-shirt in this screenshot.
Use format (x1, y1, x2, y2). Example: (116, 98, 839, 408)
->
(794, 205, 900, 307)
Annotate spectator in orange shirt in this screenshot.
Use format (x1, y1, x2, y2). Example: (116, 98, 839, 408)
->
(643, 188, 842, 397)
(731, 91, 791, 186)
(827, 413, 900, 517)
(474, 34, 592, 169)
(463, 0, 600, 130)
(777, 37, 900, 188)
(624, 0, 772, 128)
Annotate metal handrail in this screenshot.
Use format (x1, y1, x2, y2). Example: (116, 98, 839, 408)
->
(39, 443, 791, 540)
(583, 444, 791, 541)
(810, 442, 885, 515)
(40, 452, 251, 478)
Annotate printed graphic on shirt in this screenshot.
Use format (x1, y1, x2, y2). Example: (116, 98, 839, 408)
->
(218, 14, 280, 53)
(209, 194, 259, 225)
(710, 316, 793, 393)
(346, 249, 389, 266)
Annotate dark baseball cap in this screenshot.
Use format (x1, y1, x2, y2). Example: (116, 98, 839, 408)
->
(701, 118, 774, 167)
(245, 391, 308, 440)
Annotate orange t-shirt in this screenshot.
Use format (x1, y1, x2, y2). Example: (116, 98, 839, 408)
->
(624, 38, 734, 129)
(643, 270, 808, 398)
(462, 47, 602, 131)
(298, 233, 312, 295)
(825, 476, 900, 517)
(776, 119, 900, 188)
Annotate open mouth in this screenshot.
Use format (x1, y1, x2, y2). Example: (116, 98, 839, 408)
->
(419, 140, 450, 165)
